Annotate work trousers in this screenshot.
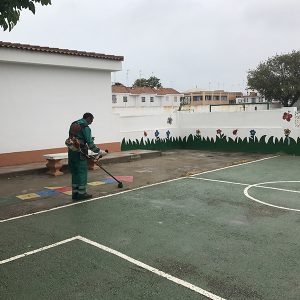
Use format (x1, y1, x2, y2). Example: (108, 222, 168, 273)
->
(68, 151, 88, 196)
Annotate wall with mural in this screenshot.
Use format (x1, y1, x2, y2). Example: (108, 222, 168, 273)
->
(121, 107, 300, 155)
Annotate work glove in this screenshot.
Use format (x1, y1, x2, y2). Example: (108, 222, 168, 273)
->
(95, 149, 108, 160)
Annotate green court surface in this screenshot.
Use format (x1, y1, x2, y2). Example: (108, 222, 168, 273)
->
(1, 155, 300, 299)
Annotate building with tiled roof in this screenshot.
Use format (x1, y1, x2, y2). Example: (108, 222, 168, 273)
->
(111, 85, 183, 114)
(0, 41, 123, 167)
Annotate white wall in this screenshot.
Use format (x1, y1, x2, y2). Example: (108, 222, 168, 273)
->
(120, 113, 180, 141)
(0, 61, 120, 153)
(120, 107, 300, 142)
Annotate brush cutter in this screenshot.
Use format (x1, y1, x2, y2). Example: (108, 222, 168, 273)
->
(80, 149, 123, 188)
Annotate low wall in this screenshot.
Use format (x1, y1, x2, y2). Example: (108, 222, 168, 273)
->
(120, 107, 300, 155)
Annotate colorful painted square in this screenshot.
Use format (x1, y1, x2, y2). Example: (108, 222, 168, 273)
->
(88, 181, 106, 186)
(36, 190, 60, 197)
(62, 191, 72, 195)
(44, 187, 63, 190)
(100, 178, 116, 183)
(106, 176, 133, 182)
(16, 193, 41, 200)
(55, 187, 72, 193)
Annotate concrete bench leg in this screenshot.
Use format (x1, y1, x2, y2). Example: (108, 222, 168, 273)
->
(46, 159, 64, 176)
(88, 159, 97, 170)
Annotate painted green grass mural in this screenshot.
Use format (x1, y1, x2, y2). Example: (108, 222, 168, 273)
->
(121, 133, 300, 155)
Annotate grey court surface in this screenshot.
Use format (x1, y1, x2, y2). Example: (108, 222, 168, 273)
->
(1, 154, 300, 299)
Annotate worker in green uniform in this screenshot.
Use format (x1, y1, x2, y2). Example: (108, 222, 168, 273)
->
(67, 112, 103, 201)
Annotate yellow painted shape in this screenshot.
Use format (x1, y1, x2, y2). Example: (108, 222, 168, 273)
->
(62, 191, 72, 195)
(88, 181, 106, 186)
(44, 187, 63, 190)
(17, 193, 41, 200)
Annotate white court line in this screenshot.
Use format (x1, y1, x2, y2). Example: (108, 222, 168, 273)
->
(244, 181, 300, 212)
(190, 177, 300, 194)
(0, 155, 279, 224)
(0, 236, 226, 300)
(190, 177, 300, 212)
(0, 236, 78, 265)
(190, 177, 249, 186)
(190, 155, 279, 177)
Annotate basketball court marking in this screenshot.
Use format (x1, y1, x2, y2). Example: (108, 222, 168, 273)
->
(0, 155, 278, 224)
(244, 181, 300, 212)
(0, 235, 226, 300)
(189, 177, 300, 212)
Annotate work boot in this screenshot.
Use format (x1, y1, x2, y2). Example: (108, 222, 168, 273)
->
(72, 193, 79, 200)
(77, 193, 93, 200)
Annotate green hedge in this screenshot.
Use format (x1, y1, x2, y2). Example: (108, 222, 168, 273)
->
(121, 134, 300, 155)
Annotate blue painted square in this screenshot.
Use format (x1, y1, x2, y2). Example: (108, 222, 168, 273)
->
(99, 178, 116, 183)
(36, 190, 60, 197)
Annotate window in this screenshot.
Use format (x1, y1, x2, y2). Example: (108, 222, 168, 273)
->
(112, 95, 117, 103)
(193, 96, 202, 101)
(213, 96, 220, 100)
(174, 96, 177, 102)
(205, 95, 212, 100)
(221, 96, 227, 101)
(141, 96, 146, 102)
(150, 97, 154, 102)
(123, 96, 127, 102)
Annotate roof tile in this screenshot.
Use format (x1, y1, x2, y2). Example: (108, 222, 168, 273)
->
(0, 41, 124, 61)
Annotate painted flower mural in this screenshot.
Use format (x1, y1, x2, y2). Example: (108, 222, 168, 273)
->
(166, 130, 171, 139)
(250, 129, 256, 137)
(233, 129, 238, 135)
(167, 117, 173, 125)
(144, 131, 148, 137)
(155, 130, 160, 139)
(216, 129, 222, 135)
(284, 128, 291, 137)
(282, 112, 293, 122)
(196, 129, 201, 136)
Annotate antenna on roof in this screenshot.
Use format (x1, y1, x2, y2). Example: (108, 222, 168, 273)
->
(126, 69, 130, 86)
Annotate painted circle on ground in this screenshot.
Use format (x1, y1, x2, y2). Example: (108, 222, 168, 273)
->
(244, 180, 300, 212)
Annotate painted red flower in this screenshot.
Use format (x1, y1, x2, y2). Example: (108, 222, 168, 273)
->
(144, 131, 148, 137)
(283, 112, 293, 122)
(233, 129, 238, 135)
(216, 129, 222, 135)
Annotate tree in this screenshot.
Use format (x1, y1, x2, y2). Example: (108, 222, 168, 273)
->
(133, 78, 148, 87)
(0, 0, 51, 31)
(132, 76, 162, 88)
(247, 51, 300, 107)
(147, 76, 162, 88)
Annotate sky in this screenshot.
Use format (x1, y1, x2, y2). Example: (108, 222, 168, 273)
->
(0, 0, 299, 93)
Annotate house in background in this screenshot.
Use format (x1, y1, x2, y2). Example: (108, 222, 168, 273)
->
(112, 85, 183, 114)
(0, 41, 123, 167)
(183, 89, 243, 107)
(236, 92, 267, 104)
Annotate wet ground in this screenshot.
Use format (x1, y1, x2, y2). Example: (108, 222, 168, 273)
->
(1, 153, 300, 299)
(0, 150, 268, 220)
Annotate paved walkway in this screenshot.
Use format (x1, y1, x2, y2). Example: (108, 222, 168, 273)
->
(0, 150, 269, 220)
(0, 150, 161, 178)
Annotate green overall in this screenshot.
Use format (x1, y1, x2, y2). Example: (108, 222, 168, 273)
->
(68, 118, 100, 197)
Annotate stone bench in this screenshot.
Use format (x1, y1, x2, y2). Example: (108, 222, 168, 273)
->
(43, 151, 98, 176)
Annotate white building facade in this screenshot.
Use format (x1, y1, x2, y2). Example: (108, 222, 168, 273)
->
(112, 85, 183, 115)
(236, 92, 267, 104)
(0, 41, 123, 167)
